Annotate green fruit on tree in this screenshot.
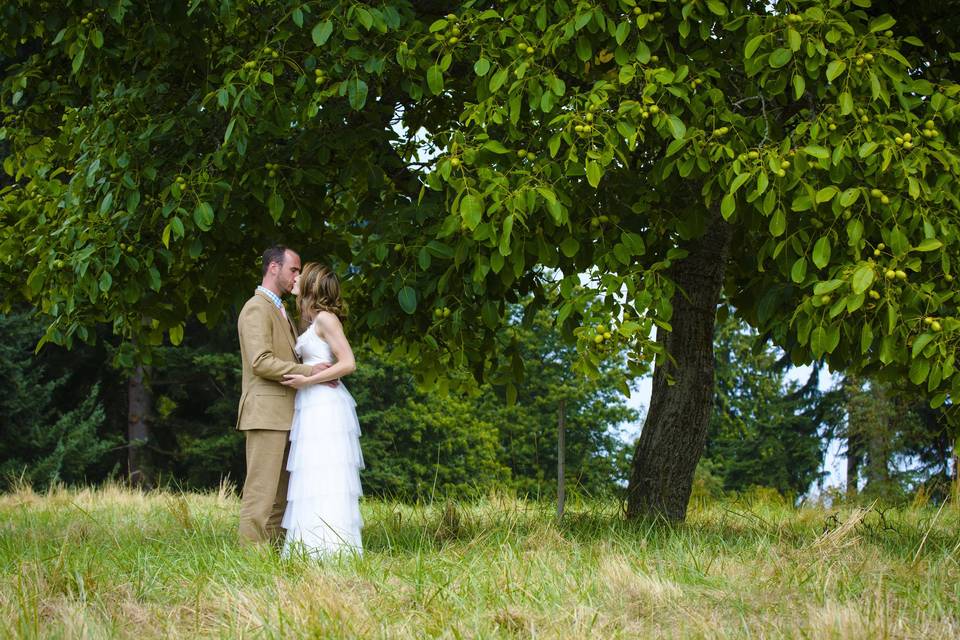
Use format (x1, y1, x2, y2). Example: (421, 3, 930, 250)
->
(594, 334, 604, 344)
(932, 321, 942, 332)
(895, 270, 907, 280)
(885, 269, 896, 279)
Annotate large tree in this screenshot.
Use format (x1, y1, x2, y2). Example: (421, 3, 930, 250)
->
(2, 0, 959, 519)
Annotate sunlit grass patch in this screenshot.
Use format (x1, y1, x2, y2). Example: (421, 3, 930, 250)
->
(1, 484, 957, 638)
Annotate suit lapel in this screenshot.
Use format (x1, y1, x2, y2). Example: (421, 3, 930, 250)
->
(255, 290, 299, 353)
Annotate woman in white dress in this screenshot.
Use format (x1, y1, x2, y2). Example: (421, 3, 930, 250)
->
(279, 263, 364, 558)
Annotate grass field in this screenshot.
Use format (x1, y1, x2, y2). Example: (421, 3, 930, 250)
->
(1, 483, 958, 638)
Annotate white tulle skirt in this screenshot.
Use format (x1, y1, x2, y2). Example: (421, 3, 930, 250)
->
(281, 381, 364, 558)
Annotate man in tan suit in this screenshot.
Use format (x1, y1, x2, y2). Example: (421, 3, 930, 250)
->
(236, 245, 330, 545)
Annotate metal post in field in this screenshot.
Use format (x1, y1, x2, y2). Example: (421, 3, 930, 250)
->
(557, 398, 566, 518)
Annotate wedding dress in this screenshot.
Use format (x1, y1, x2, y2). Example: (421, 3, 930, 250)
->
(281, 322, 364, 557)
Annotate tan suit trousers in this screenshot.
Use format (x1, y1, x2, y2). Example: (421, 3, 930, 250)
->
(239, 429, 290, 545)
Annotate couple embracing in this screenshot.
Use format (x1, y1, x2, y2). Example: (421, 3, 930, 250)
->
(235, 245, 363, 558)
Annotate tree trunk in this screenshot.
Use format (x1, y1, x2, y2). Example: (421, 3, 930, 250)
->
(845, 434, 861, 498)
(844, 377, 862, 498)
(863, 384, 895, 499)
(127, 364, 153, 488)
(626, 212, 731, 521)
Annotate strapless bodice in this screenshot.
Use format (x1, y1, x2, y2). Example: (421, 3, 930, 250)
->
(295, 326, 333, 366)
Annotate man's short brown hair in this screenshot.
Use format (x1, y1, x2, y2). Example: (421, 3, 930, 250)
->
(262, 245, 288, 276)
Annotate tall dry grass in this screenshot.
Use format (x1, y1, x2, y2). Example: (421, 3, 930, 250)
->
(1, 482, 957, 638)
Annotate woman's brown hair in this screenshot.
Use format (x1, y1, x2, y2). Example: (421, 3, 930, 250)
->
(297, 263, 346, 329)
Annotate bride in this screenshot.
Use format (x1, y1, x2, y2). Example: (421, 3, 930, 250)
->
(279, 263, 364, 557)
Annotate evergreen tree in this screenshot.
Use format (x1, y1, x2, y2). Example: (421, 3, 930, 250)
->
(0, 312, 117, 488)
(704, 311, 844, 497)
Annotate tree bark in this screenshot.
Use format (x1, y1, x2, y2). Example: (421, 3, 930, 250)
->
(626, 212, 732, 522)
(845, 434, 861, 498)
(127, 364, 153, 488)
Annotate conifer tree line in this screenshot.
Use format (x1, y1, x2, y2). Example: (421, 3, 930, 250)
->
(3, 307, 951, 501)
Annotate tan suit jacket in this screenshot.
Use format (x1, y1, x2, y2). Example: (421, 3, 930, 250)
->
(236, 291, 313, 431)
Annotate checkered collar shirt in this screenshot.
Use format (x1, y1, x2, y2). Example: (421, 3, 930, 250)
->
(256, 286, 287, 318)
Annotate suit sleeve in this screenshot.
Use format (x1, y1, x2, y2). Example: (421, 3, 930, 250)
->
(239, 303, 313, 381)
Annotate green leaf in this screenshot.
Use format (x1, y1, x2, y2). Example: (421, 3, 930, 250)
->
(869, 15, 897, 33)
(803, 145, 830, 159)
(99, 192, 114, 215)
(559, 237, 579, 258)
(460, 194, 483, 230)
(586, 161, 602, 188)
(615, 21, 630, 45)
(813, 279, 844, 295)
(398, 286, 417, 314)
(667, 115, 686, 140)
(914, 238, 943, 252)
(193, 202, 214, 231)
(839, 91, 854, 115)
(267, 191, 284, 221)
(744, 35, 765, 59)
(91, 29, 104, 49)
(769, 210, 786, 237)
(706, 0, 727, 16)
(98, 271, 112, 293)
(909, 357, 930, 385)
(169, 325, 184, 346)
(730, 173, 751, 193)
(347, 78, 368, 109)
(474, 58, 490, 76)
(826, 60, 846, 82)
(912, 333, 934, 358)
(792, 74, 805, 100)
(858, 141, 878, 158)
(791, 257, 807, 283)
(839, 188, 860, 208)
(311, 21, 333, 46)
(851, 265, 875, 294)
(861, 323, 874, 354)
(787, 28, 802, 52)
(489, 67, 508, 92)
(481, 301, 499, 329)
(482, 140, 510, 154)
(720, 193, 736, 220)
(576, 36, 592, 62)
(768, 48, 793, 69)
(812, 237, 831, 269)
(427, 65, 444, 95)
(816, 186, 839, 203)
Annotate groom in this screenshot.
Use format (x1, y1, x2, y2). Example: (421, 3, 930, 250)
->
(236, 244, 330, 545)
